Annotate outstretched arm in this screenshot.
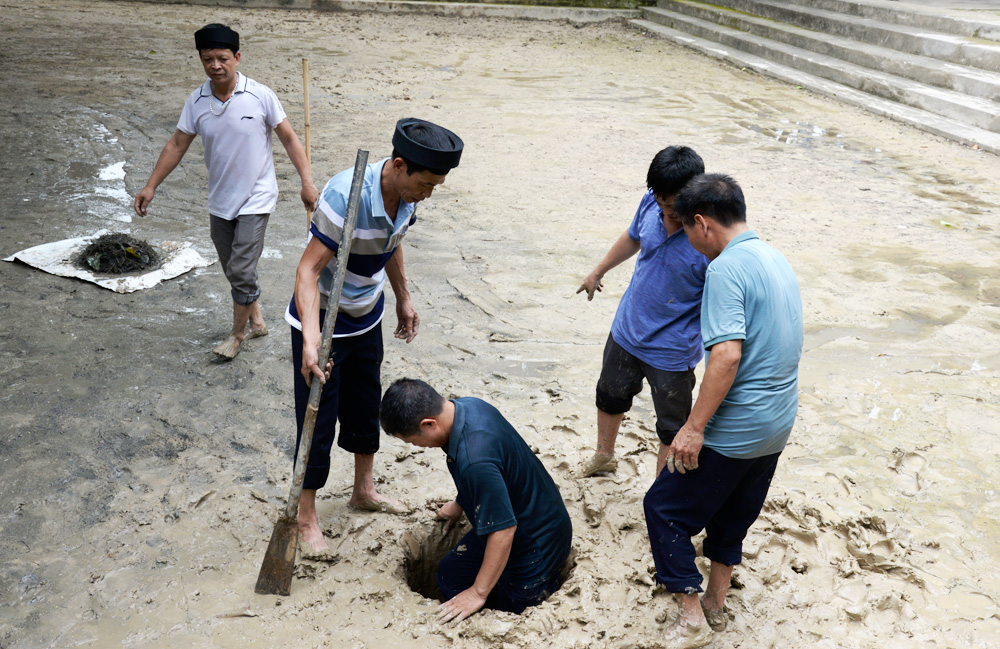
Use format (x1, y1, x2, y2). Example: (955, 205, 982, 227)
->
(134, 130, 196, 216)
(577, 229, 641, 300)
(385, 247, 419, 343)
(274, 118, 319, 211)
(437, 525, 516, 624)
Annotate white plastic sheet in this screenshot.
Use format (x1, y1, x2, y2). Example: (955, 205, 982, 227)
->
(4, 230, 213, 293)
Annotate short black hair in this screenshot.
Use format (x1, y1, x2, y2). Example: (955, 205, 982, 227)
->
(646, 146, 705, 199)
(379, 378, 446, 438)
(673, 173, 747, 228)
(390, 122, 453, 176)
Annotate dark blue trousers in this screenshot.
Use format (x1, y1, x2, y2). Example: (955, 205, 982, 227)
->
(643, 446, 781, 594)
(291, 316, 383, 491)
(436, 530, 564, 614)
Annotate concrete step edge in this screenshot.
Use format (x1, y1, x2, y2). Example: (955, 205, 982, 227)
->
(643, 7, 1000, 129)
(677, 0, 1000, 69)
(315, 0, 640, 23)
(630, 18, 1000, 156)
(649, 3, 1000, 99)
(779, 0, 1000, 41)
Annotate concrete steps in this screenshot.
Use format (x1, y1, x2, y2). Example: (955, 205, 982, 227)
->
(632, 0, 1000, 153)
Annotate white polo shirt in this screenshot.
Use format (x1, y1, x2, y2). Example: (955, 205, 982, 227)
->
(177, 72, 286, 220)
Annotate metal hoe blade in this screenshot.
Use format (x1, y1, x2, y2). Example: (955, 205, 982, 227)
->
(253, 149, 369, 595)
(254, 517, 298, 596)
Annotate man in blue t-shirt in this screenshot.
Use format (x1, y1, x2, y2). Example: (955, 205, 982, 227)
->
(577, 146, 708, 477)
(643, 174, 803, 648)
(380, 379, 572, 622)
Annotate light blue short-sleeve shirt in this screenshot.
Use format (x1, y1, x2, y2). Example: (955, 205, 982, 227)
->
(701, 231, 803, 458)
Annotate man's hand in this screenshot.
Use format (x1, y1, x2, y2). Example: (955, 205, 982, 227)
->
(301, 345, 333, 387)
(435, 500, 463, 531)
(437, 587, 487, 626)
(301, 181, 319, 212)
(665, 422, 704, 474)
(576, 270, 604, 301)
(394, 298, 419, 343)
(134, 186, 155, 217)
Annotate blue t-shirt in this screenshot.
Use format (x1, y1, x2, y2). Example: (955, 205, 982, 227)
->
(611, 190, 708, 371)
(445, 398, 572, 588)
(701, 231, 803, 458)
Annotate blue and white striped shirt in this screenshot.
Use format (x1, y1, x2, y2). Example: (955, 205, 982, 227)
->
(285, 158, 416, 337)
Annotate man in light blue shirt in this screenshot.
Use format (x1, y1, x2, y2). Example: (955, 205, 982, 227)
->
(643, 174, 802, 648)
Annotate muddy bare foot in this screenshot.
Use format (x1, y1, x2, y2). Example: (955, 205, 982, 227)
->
(245, 324, 268, 340)
(662, 619, 714, 649)
(579, 452, 617, 478)
(348, 494, 405, 514)
(298, 516, 330, 553)
(299, 537, 337, 562)
(212, 334, 242, 359)
(700, 598, 728, 632)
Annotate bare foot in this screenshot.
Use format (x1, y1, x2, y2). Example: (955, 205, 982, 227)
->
(245, 324, 269, 340)
(662, 618, 714, 649)
(298, 515, 330, 553)
(212, 334, 242, 359)
(700, 597, 728, 632)
(579, 452, 618, 478)
(348, 493, 405, 514)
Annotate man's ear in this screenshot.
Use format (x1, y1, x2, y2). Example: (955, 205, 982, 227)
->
(391, 156, 408, 175)
(694, 213, 709, 232)
(419, 417, 438, 433)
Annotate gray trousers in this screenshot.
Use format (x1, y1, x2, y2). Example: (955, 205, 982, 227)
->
(209, 213, 269, 305)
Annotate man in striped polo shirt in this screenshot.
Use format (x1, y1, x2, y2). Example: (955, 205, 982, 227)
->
(286, 118, 464, 553)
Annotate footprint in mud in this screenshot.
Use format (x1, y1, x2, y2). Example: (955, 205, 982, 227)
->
(581, 491, 606, 528)
(939, 589, 999, 621)
(824, 471, 852, 498)
(837, 515, 908, 574)
(751, 539, 788, 585)
(891, 449, 927, 496)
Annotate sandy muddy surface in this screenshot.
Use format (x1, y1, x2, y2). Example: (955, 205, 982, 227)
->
(2, 1, 1000, 647)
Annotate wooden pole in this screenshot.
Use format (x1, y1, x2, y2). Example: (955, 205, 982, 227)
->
(303, 58, 312, 232)
(254, 150, 369, 596)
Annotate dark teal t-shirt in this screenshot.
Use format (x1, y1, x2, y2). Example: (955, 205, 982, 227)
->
(446, 398, 573, 587)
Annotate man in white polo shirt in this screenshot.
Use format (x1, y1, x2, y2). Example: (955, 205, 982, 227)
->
(134, 23, 318, 360)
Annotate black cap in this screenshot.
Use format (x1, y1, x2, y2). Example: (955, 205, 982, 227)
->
(195, 24, 239, 52)
(392, 118, 463, 172)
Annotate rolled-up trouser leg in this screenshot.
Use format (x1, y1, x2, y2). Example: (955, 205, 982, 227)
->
(595, 333, 645, 415)
(644, 447, 773, 594)
(291, 315, 341, 491)
(210, 213, 269, 305)
(702, 452, 781, 566)
(290, 316, 383, 491)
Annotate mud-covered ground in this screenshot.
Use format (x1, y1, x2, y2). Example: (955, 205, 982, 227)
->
(1, 1, 999, 648)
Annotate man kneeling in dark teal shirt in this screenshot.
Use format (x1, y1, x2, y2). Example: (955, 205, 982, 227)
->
(380, 378, 573, 623)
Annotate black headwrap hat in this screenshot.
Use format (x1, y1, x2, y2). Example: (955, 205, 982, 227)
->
(392, 118, 464, 172)
(195, 24, 240, 52)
